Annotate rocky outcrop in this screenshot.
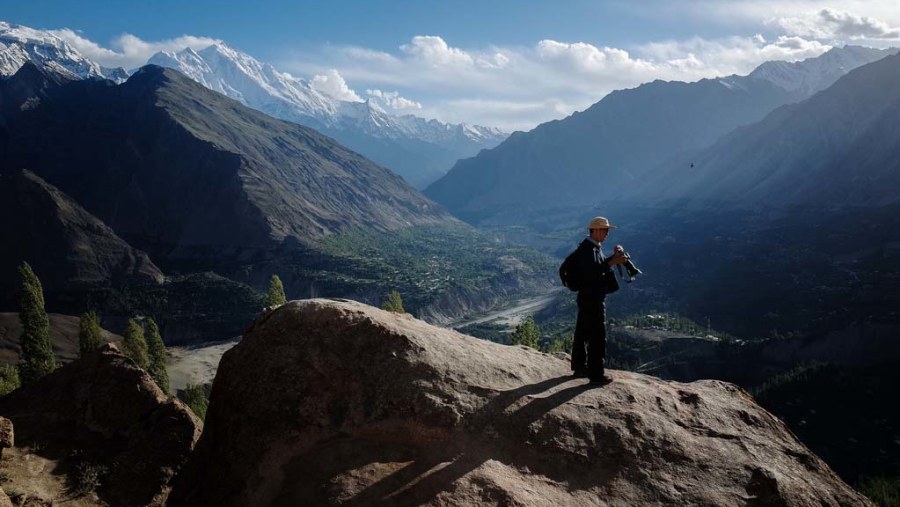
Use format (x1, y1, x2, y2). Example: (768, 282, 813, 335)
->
(0, 344, 201, 507)
(168, 299, 871, 507)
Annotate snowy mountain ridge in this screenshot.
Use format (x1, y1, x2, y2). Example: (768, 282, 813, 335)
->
(745, 45, 898, 94)
(0, 21, 126, 81)
(148, 43, 504, 146)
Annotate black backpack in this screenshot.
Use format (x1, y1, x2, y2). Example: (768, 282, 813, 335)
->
(558, 250, 581, 292)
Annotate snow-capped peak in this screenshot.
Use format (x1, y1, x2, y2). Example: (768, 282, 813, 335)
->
(748, 45, 898, 94)
(0, 21, 126, 81)
(146, 40, 506, 146)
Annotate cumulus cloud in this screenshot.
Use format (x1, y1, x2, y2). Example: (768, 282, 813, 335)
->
(310, 69, 363, 102)
(366, 89, 422, 111)
(282, 33, 838, 130)
(771, 8, 900, 40)
(49, 29, 221, 70)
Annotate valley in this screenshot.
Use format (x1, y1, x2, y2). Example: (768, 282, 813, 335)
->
(2, 14, 900, 506)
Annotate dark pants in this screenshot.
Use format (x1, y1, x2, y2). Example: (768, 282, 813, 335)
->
(572, 293, 607, 377)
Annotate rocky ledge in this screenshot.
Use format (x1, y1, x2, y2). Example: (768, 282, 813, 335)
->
(169, 299, 872, 507)
(0, 344, 201, 507)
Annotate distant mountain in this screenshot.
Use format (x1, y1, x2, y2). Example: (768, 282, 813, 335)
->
(0, 168, 163, 296)
(148, 44, 507, 188)
(644, 50, 900, 209)
(424, 46, 896, 224)
(0, 63, 456, 266)
(0, 21, 126, 81)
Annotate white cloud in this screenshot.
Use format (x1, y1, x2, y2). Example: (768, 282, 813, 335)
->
(366, 89, 422, 111)
(49, 29, 220, 70)
(771, 8, 900, 40)
(400, 35, 475, 68)
(310, 69, 363, 102)
(282, 33, 839, 130)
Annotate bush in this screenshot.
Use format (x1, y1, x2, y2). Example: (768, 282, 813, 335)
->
(69, 461, 108, 497)
(0, 365, 20, 397)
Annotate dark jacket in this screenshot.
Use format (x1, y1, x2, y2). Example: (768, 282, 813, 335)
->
(573, 238, 619, 298)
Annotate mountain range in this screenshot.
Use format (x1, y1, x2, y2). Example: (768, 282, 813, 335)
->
(0, 21, 127, 81)
(0, 21, 506, 189)
(424, 45, 898, 223)
(148, 44, 506, 188)
(641, 50, 900, 209)
(0, 62, 454, 265)
(0, 60, 553, 336)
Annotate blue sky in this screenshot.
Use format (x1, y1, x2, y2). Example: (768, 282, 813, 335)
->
(5, 1, 900, 130)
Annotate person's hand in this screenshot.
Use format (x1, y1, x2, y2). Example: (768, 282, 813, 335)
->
(608, 245, 628, 266)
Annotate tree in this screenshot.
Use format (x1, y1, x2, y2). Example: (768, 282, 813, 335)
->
(180, 384, 209, 421)
(510, 316, 540, 350)
(145, 318, 170, 394)
(382, 290, 405, 313)
(267, 274, 287, 307)
(545, 333, 574, 354)
(78, 311, 103, 356)
(17, 262, 55, 385)
(122, 318, 149, 369)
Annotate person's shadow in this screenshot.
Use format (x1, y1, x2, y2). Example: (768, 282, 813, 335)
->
(275, 375, 616, 506)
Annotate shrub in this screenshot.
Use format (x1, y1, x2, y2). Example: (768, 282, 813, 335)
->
(0, 365, 21, 397)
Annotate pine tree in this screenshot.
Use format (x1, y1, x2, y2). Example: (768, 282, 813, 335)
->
(78, 311, 103, 356)
(17, 262, 55, 385)
(267, 275, 287, 307)
(510, 316, 540, 350)
(122, 318, 149, 369)
(145, 318, 170, 394)
(381, 290, 405, 313)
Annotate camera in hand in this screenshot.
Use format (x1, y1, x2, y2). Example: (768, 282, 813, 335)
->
(616, 252, 642, 283)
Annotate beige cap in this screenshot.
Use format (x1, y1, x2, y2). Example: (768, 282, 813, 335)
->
(587, 216, 617, 230)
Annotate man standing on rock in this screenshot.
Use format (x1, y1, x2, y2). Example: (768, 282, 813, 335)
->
(569, 216, 627, 384)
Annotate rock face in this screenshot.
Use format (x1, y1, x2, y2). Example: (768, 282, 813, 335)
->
(168, 299, 871, 507)
(0, 416, 12, 456)
(0, 344, 201, 507)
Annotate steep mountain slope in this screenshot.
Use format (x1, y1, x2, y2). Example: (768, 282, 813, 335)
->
(0, 168, 163, 295)
(648, 50, 900, 208)
(149, 44, 506, 188)
(0, 63, 455, 264)
(0, 21, 126, 81)
(425, 46, 895, 223)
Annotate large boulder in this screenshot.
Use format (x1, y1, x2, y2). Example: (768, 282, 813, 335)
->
(0, 344, 201, 506)
(168, 299, 872, 507)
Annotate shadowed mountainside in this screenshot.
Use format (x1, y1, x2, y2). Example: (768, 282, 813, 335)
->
(0, 63, 455, 266)
(0, 169, 163, 299)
